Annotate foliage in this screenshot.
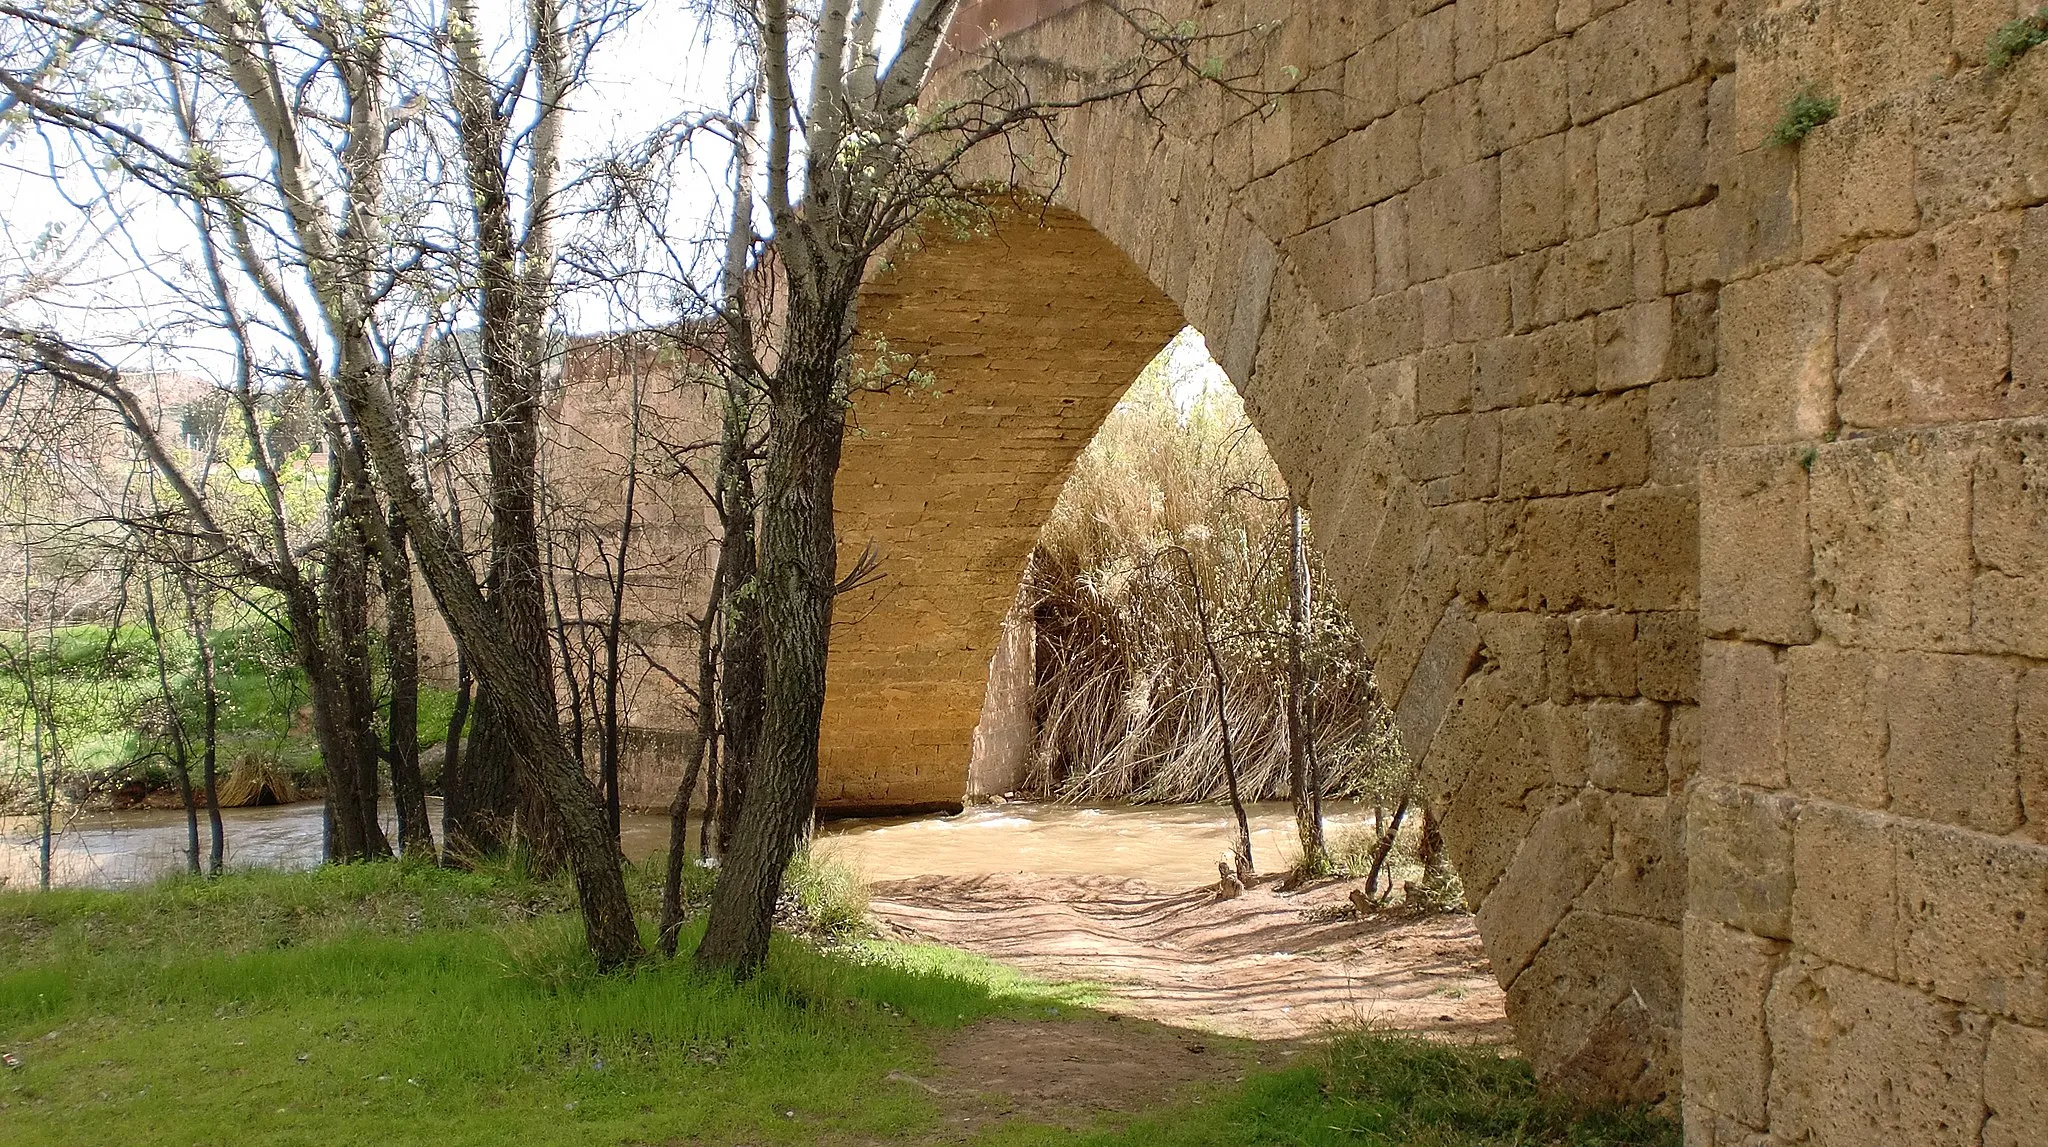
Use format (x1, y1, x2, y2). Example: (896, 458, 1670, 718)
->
(0, 616, 456, 812)
(1766, 87, 1839, 147)
(1025, 330, 1405, 805)
(778, 848, 872, 942)
(0, 865, 1677, 1147)
(1989, 5, 2048, 67)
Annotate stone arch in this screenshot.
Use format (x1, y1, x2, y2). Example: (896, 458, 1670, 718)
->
(834, 147, 1689, 1114)
(824, 0, 2048, 1133)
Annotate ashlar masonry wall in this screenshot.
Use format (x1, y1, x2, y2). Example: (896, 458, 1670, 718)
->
(815, 0, 2048, 1139)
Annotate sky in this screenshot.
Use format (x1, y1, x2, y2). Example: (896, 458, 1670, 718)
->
(0, 0, 927, 371)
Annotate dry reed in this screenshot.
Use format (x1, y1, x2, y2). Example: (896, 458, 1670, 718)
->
(1022, 331, 1405, 805)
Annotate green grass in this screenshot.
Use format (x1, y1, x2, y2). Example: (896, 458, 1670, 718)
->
(0, 863, 1679, 1146)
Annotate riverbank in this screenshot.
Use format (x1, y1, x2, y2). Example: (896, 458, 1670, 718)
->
(0, 862, 1679, 1145)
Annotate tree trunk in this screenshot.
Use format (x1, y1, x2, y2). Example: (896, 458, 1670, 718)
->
(1284, 500, 1327, 875)
(320, 491, 394, 862)
(714, 400, 762, 856)
(695, 354, 844, 978)
(379, 524, 434, 858)
(143, 574, 201, 877)
(181, 577, 225, 875)
(1179, 549, 1253, 879)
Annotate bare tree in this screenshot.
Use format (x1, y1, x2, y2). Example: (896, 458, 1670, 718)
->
(683, 0, 1281, 974)
(1285, 498, 1328, 874)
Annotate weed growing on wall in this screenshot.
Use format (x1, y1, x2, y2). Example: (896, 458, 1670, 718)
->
(1990, 5, 2048, 68)
(1767, 87, 1840, 147)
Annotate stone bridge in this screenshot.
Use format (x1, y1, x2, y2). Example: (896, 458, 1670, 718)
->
(820, 0, 2048, 1140)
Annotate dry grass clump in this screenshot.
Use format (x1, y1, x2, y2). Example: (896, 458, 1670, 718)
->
(1022, 330, 1405, 805)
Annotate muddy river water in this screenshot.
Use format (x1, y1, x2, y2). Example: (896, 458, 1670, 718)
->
(1, 798, 1382, 890)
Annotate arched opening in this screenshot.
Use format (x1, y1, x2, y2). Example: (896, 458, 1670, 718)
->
(825, 189, 1691, 1102)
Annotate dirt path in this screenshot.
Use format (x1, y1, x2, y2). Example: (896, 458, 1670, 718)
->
(869, 873, 1509, 1045)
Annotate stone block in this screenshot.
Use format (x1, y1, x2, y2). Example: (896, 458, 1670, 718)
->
(1421, 80, 1487, 180)
(1683, 916, 1787, 1129)
(1507, 909, 1681, 1100)
(1897, 820, 2048, 1025)
(1783, 644, 1887, 808)
(1480, 610, 1552, 702)
(1500, 403, 1573, 496)
(1612, 485, 1698, 612)
(1566, 0, 1694, 124)
(1717, 145, 1799, 280)
(1457, 0, 1498, 78)
(2025, 669, 2048, 842)
(1631, 217, 1665, 301)
(1542, 699, 1592, 785)
(1563, 227, 1635, 318)
(1594, 297, 1674, 392)
(1372, 194, 1410, 295)
(1636, 610, 1700, 702)
(1767, 959, 1990, 1147)
(1395, 600, 1485, 761)
(1603, 792, 1684, 918)
(1496, 0, 1561, 56)
(1521, 492, 1617, 610)
(1809, 434, 1976, 652)
(1699, 640, 1786, 789)
(1398, 3, 1458, 103)
(1447, 264, 1512, 340)
(1884, 652, 2023, 835)
(1914, 66, 2048, 232)
(1798, 97, 1919, 262)
(1501, 132, 1568, 255)
(1588, 699, 1669, 793)
(1343, 33, 1404, 128)
(1566, 123, 1601, 239)
(1445, 708, 1566, 897)
(1569, 389, 1650, 491)
(1687, 778, 1795, 938)
(1792, 801, 1898, 978)
(1416, 344, 1475, 417)
(1282, 208, 1375, 312)
(1700, 447, 1814, 644)
(2018, 210, 2048, 416)
(1408, 160, 1502, 281)
(1664, 201, 1719, 292)
(1460, 409, 1503, 499)
(1985, 1021, 2048, 1147)
(1479, 40, 1572, 152)
(1478, 796, 1615, 983)
(1830, 0, 1955, 110)
(1669, 288, 1716, 378)
(1716, 264, 1835, 447)
(1643, 78, 1713, 214)
(1972, 423, 2048, 659)
(1646, 374, 1715, 486)
(1569, 610, 1639, 697)
(1595, 102, 1648, 230)
(1729, 0, 1834, 151)
(1838, 213, 2022, 431)
(1664, 700, 1699, 785)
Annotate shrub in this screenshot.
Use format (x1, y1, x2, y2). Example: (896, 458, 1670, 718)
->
(1767, 87, 1839, 147)
(1990, 5, 2048, 68)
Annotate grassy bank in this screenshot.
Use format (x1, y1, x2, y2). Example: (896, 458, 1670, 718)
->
(0, 863, 1679, 1146)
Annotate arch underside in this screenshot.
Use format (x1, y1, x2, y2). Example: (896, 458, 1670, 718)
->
(823, 208, 1185, 810)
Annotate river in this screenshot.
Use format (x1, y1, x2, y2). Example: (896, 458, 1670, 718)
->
(1, 798, 1381, 890)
